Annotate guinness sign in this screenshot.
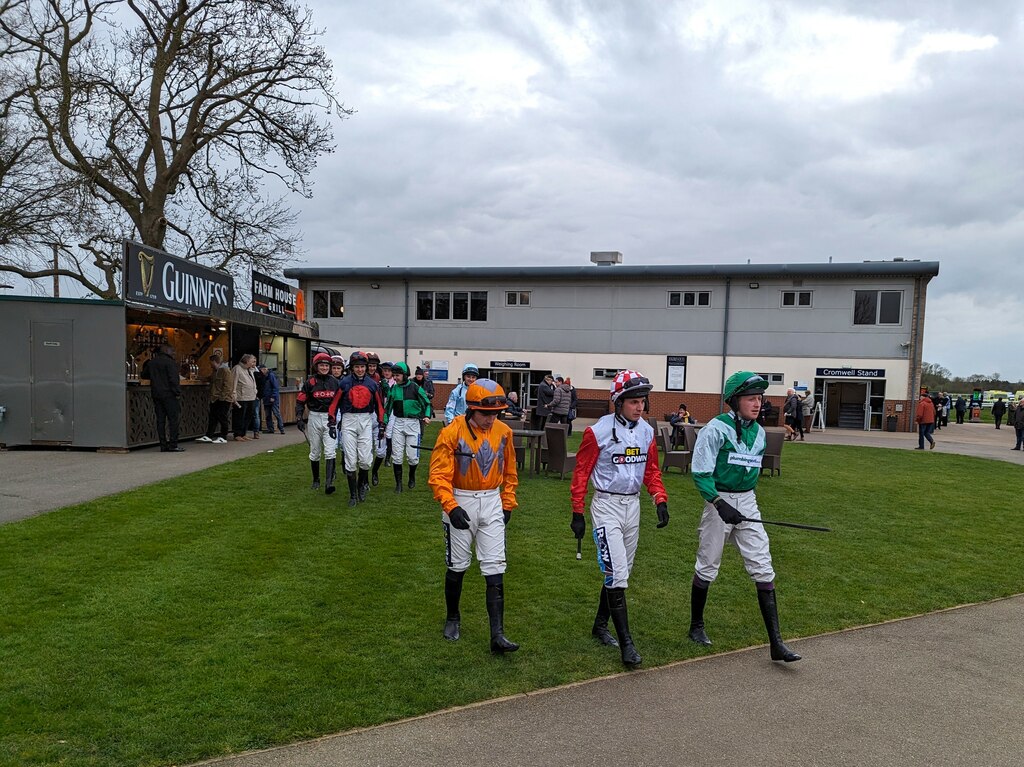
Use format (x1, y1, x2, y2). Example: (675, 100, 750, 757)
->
(124, 240, 234, 315)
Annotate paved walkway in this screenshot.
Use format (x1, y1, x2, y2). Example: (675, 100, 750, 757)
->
(195, 595, 1024, 767)
(0, 429, 307, 525)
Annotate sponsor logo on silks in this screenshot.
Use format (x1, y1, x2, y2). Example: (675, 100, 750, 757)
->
(727, 452, 762, 469)
(312, 390, 334, 400)
(594, 526, 614, 587)
(612, 446, 647, 465)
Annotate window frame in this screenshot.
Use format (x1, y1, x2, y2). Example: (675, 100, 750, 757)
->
(505, 290, 531, 307)
(781, 290, 813, 308)
(416, 290, 489, 322)
(312, 289, 344, 319)
(854, 289, 903, 326)
(668, 290, 712, 308)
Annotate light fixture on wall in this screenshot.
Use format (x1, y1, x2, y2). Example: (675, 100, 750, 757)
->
(748, 282, 760, 289)
(370, 283, 381, 289)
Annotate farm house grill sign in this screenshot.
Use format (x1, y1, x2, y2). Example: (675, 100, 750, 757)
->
(817, 367, 885, 378)
(124, 240, 233, 315)
(251, 270, 297, 319)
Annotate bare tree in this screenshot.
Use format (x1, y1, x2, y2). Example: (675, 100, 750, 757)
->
(0, 0, 348, 298)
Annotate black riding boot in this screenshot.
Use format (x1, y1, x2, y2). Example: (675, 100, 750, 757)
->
(607, 587, 641, 667)
(346, 471, 359, 507)
(757, 588, 802, 662)
(407, 463, 417, 489)
(591, 586, 618, 646)
(357, 469, 369, 501)
(310, 460, 320, 491)
(689, 582, 712, 646)
(324, 458, 337, 495)
(393, 463, 404, 493)
(372, 456, 384, 486)
(443, 569, 465, 641)
(485, 574, 519, 654)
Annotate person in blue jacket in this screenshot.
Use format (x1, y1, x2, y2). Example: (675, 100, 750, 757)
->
(444, 363, 479, 424)
(260, 365, 284, 434)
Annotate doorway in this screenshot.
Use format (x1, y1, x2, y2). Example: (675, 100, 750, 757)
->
(822, 381, 868, 429)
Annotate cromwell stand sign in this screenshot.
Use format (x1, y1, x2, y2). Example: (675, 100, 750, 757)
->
(124, 240, 233, 315)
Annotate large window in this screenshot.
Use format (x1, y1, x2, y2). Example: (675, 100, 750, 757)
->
(506, 291, 531, 307)
(312, 290, 344, 319)
(417, 291, 488, 321)
(854, 290, 902, 325)
(668, 291, 711, 307)
(781, 291, 812, 308)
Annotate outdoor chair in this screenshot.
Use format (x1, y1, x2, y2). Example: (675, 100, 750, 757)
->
(506, 419, 526, 468)
(761, 430, 785, 476)
(683, 424, 699, 453)
(657, 426, 691, 474)
(543, 424, 576, 479)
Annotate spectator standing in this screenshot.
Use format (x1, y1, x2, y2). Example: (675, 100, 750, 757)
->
(566, 377, 579, 434)
(531, 373, 556, 431)
(149, 343, 183, 452)
(251, 364, 267, 438)
(915, 395, 936, 449)
(939, 392, 951, 427)
(783, 389, 803, 441)
(800, 391, 814, 436)
(992, 397, 1007, 429)
(954, 395, 967, 425)
(231, 354, 258, 441)
(197, 351, 232, 444)
(414, 367, 436, 400)
(1012, 401, 1024, 450)
(261, 365, 284, 434)
(548, 376, 572, 425)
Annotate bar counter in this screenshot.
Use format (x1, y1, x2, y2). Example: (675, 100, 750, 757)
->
(126, 382, 299, 447)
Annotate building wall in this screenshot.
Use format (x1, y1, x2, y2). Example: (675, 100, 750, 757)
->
(306, 275, 919, 360)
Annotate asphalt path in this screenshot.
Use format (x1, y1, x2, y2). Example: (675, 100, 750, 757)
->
(194, 596, 1024, 767)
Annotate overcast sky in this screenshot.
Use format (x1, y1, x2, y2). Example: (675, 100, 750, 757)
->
(290, 0, 1023, 381)
(10, 1, 1020, 380)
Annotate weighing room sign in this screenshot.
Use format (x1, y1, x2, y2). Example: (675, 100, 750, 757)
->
(124, 240, 233, 315)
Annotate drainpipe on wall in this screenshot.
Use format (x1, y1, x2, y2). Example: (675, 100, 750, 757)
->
(403, 279, 410, 366)
(720, 276, 731, 411)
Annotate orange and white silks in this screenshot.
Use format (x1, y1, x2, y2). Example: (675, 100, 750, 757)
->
(428, 416, 518, 514)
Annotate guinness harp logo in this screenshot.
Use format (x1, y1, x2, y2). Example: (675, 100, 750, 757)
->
(139, 250, 155, 294)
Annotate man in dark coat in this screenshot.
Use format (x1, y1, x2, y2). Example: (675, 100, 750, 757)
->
(992, 397, 1007, 429)
(149, 344, 183, 452)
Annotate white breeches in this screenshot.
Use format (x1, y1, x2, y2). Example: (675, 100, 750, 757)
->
(390, 417, 422, 466)
(306, 412, 336, 462)
(694, 490, 775, 584)
(372, 412, 388, 458)
(443, 489, 506, 576)
(341, 412, 373, 472)
(590, 491, 640, 590)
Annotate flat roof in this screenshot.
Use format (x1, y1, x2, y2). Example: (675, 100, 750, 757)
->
(285, 260, 940, 281)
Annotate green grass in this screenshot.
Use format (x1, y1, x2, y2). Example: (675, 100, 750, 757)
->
(1, 429, 1022, 767)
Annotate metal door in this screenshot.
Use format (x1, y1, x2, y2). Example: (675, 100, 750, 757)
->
(31, 320, 74, 443)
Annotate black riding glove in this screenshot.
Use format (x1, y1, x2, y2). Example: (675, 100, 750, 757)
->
(296, 419, 307, 433)
(656, 502, 669, 528)
(570, 512, 586, 540)
(713, 497, 743, 525)
(448, 506, 470, 530)
(328, 425, 337, 440)
(503, 509, 512, 525)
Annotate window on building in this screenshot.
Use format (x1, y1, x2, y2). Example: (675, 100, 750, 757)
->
(668, 291, 711, 307)
(781, 291, 812, 307)
(593, 368, 621, 379)
(506, 291, 531, 307)
(312, 290, 344, 319)
(756, 372, 786, 385)
(417, 291, 488, 322)
(854, 290, 902, 325)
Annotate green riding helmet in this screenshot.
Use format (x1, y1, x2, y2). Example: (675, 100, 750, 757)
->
(392, 362, 411, 378)
(724, 371, 769, 401)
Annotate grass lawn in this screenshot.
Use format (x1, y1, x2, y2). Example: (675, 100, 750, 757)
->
(1, 429, 1022, 767)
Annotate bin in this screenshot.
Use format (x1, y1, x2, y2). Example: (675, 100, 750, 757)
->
(886, 415, 898, 432)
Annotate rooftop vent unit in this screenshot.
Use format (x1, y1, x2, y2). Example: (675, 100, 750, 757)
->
(590, 251, 623, 266)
